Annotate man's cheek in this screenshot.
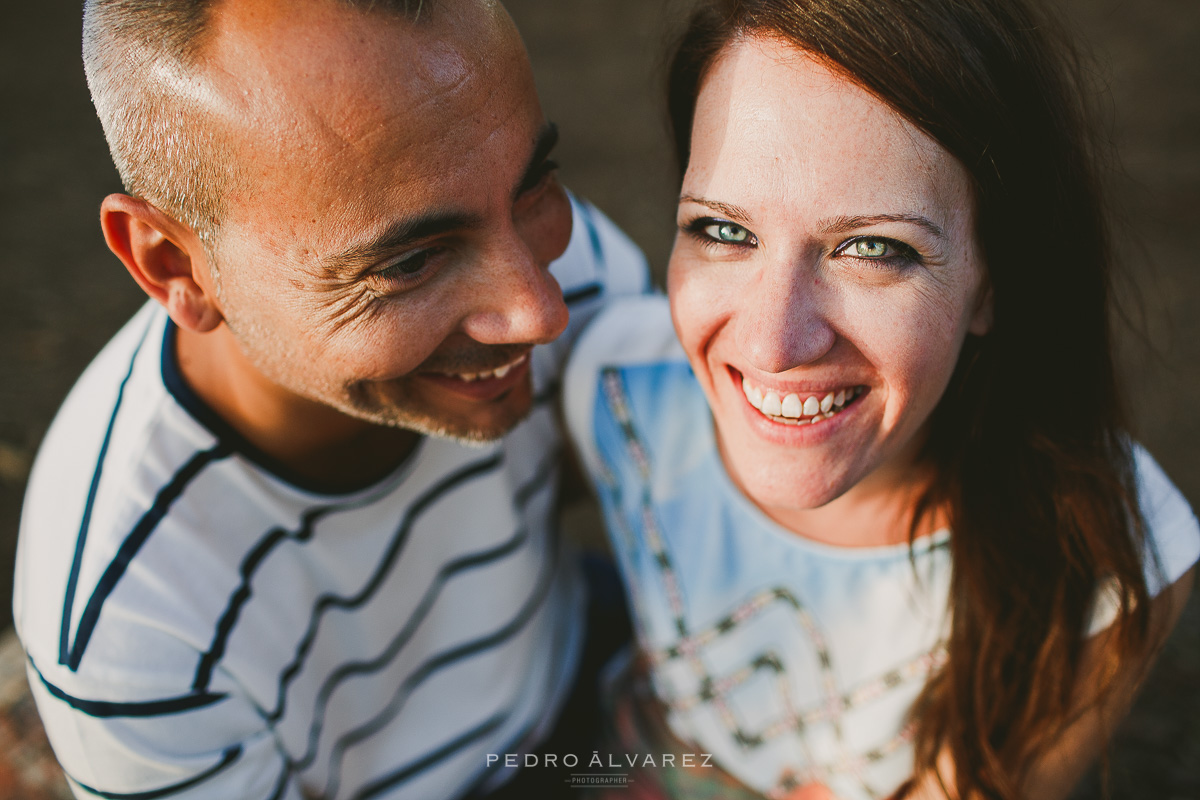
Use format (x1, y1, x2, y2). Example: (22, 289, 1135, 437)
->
(328, 326, 446, 382)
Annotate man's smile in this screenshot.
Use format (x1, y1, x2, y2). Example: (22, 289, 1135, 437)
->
(417, 352, 532, 401)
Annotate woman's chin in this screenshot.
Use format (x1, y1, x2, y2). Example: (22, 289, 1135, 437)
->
(714, 411, 875, 516)
(721, 446, 860, 517)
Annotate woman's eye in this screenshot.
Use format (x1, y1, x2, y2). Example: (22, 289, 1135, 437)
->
(853, 238, 890, 257)
(836, 236, 920, 266)
(699, 219, 756, 245)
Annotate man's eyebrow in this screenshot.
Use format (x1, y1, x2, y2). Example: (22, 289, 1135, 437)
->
(678, 195, 753, 225)
(320, 209, 483, 277)
(319, 123, 558, 278)
(513, 122, 560, 198)
(817, 214, 947, 240)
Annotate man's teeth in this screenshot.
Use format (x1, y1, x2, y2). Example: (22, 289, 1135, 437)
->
(740, 377, 863, 424)
(455, 354, 527, 382)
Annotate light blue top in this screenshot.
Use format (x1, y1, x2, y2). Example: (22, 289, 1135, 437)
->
(564, 296, 1200, 800)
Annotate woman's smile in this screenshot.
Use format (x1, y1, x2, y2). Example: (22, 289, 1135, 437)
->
(735, 369, 866, 425)
(668, 37, 991, 526)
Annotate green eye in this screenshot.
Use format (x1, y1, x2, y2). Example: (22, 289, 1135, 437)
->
(834, 235, 921, 270)
(854, 238, 890, 257)
(703, 221, 751, 243)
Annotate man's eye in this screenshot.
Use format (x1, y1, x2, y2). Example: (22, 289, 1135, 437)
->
(853, 238, 890, 257)
(519, 160, 559, 196)
(368, 248, 444, 293)
(380, 251, 429, 277)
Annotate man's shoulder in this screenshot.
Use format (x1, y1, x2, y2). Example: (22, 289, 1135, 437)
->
(550, 194, 650, 303)
(14, 304, 222, 663)
(18, 302, 179, 556)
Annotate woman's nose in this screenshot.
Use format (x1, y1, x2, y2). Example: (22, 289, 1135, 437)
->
(733, 263, 836, 374)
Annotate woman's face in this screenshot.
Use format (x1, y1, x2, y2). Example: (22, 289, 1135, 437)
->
(668, 36, 992, 531)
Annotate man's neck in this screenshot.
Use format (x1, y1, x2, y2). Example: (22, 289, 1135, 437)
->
(175, 323, 420, 491)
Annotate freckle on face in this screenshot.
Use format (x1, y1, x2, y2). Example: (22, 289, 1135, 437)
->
(206, 0, 572, 441)
(668, 36, 987, 531)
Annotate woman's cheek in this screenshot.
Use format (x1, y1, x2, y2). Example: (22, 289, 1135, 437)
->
(668, 262, 717, 351)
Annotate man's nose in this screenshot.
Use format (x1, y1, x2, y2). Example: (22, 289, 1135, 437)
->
(460, 230, 570, 346)
(733, 259, 837, 374)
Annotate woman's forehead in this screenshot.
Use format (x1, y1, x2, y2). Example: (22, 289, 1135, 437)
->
(687, 36, 971, 223)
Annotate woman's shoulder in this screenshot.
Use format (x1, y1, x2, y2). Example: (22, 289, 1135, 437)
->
(567, 294, 681, 369)
(1131, 444, 1200, 591)
(564, 294, 682, 424)
(564, 295, 700, 479)
(1088, 445, 1199, 636)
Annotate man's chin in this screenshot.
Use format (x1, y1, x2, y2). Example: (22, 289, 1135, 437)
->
(338, 375, 536, 444)
(368, 400, 533, 446)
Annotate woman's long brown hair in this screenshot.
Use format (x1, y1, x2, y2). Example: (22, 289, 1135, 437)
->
(666, 1, 1155, 797)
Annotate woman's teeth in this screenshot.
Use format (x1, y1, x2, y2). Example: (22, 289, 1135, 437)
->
(741, 377, 863, 425)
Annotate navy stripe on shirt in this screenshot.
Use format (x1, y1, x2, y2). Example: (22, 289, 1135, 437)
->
(288, 452, 558, 772)
(59, 318, 156, 667)
(563, 282, 603, 306)
(315, 523, 562, 800)
(67, 746, 242, 800)
(65, 443, 232, 671)
(193, 496, 388, 691)
(30, 656, 226, 718)
(352, 710, 510, 800)
(263, 764, 292, 800)
(249, 453, 506, 713)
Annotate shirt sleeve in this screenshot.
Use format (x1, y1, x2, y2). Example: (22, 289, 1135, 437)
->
(535, 193, 652, 386)
(1086, 444, 1200, 636)
(563, 296, 680, 485)
(25, 655, 304, 800)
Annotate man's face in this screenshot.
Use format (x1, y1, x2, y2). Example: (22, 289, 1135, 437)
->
(199, 0, 571, 442)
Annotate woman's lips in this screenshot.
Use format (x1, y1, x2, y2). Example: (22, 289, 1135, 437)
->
(728, 366, 868, 429)
(740, 376, 865, 425)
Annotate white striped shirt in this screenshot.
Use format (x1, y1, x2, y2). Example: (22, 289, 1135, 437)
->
(14, 197, 648, 800)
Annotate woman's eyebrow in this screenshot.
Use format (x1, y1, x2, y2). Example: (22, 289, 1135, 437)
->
(678, 195, 753, 225)
(818, 214, 946, 240)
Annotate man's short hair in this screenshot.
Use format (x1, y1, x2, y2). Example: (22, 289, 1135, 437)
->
(82, 0, 429, 249)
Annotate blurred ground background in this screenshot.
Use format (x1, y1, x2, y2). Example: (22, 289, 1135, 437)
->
(0, 0, 1196, 798)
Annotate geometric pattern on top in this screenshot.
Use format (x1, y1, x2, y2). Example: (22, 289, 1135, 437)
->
(598, 367, 947, 800)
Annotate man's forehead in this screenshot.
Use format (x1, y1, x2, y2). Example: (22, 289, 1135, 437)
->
(198, 0, 512, 146)
(190, 0, 545, 268)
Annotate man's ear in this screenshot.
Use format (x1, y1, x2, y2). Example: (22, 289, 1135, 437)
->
(100, 194, 224, 333)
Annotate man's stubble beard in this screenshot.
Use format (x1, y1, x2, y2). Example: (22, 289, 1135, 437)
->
(218, 298, 530, 447)
(344, 377, 533, 447)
